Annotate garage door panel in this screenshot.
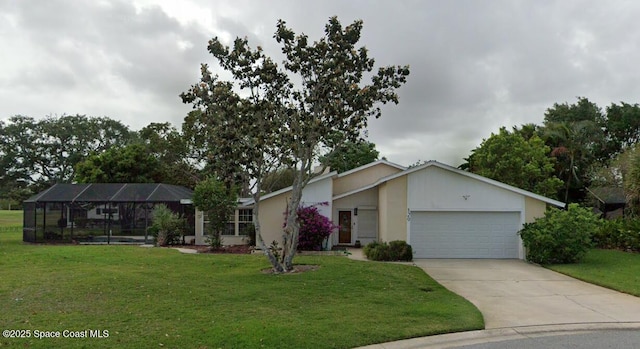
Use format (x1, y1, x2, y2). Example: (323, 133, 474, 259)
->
(410, 211, 520, 259)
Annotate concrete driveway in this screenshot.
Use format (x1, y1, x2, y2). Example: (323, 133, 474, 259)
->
(413, 259, 640, 329)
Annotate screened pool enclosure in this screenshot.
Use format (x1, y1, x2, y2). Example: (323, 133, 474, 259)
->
(23, 183, 195, 244)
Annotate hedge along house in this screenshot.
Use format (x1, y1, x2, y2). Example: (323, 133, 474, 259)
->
(23, 183, 195, 244)
(254, 160, 565, 259)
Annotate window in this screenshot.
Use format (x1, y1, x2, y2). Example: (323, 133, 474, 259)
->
(223, 223, 235, 236)
(238, 209, 253, 235)
(205, 209, 253, 236)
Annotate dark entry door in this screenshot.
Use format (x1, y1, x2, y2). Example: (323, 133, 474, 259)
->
(338, 211, 352, 244)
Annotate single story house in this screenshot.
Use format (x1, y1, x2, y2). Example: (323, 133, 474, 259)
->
(235, 160, 564, 259)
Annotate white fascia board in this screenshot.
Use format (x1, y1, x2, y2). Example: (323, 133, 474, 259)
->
(336, 159, 406, 178)
(244, 171, 338, 205)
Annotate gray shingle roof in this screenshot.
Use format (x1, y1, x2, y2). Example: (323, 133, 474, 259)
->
(24, 183, 193, 203)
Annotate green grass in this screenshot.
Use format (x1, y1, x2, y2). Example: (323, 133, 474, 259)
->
(0, 228, 483, 349)
(0, 210, 22, 227)
(548, 249, 640, 297)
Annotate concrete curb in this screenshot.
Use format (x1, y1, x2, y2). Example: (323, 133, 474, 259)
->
(353, 323, 640, 349)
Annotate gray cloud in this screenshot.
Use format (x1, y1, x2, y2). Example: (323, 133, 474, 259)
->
(2, 0, 640, 167)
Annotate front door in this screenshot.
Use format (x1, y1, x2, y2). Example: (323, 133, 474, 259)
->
(338, 211, 352, 244)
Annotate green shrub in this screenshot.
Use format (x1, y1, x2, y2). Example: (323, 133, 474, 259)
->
(363, 240, 413, 261)
(363, 241, 382, 258)
(593, 219, 623, 249)
(365, 242, 391, 261)
(619, 219, 640, 252)
(388, 240, 413, 261)
(150, 204, 185, 246)
(519, 204, 599, 264)
(205, 227, 223, 249)
(596, 218, 640, 252)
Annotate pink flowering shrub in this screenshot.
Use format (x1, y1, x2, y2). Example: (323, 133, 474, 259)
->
(291, 203, 338, 251)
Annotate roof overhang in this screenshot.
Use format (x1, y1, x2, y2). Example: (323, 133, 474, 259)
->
(334, 160, 565, 207)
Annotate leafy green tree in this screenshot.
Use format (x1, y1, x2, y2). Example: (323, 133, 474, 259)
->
(0, 114, 134, 189)
(182, 16, 409, 272)
(192, 177, 238, 249)
(319, 140, 379, 173)
(544, 97, 606, 124)
(261, 168, 296, 193)
(619, 145, 640, 215)
(273, 17, 409, 272)
(512, 123, 543, 141)
(75, 143, 162, 183)
(181, 35, 290, 269)
(139, 122, 199, 188)
(464, 127, 563, 198)
(543, 98, 607, 202)
(604, 102, 640, 155)
(544, 120, 601, 202)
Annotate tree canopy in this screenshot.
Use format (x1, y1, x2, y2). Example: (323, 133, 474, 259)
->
(192, 177, 238, 247)
(463, 97, 640, 204)
(604, 102, 640, 155)
(181, 16, 409, 272)
(75, 143, 163, 183)
(319, 139, 379, 173)
(464, 127, 563, 198)
(0, 114, 135, 202)
(0, 114, 134, 186)
(139, 122, 199, 188)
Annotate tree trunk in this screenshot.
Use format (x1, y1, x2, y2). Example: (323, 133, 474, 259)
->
(281, 165, 306, 272)
(252, 192, 285, 273)
(564, 154, 574, 203)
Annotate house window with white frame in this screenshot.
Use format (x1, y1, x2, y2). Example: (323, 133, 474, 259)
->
(208, 208, 253, 236)
(237, 209, 253, 235)
(222, 212, 236, 236)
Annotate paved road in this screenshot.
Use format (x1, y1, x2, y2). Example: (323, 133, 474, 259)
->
(456, 330, 640, 349)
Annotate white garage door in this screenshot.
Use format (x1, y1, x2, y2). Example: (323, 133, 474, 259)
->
(410, 211, 521, 259)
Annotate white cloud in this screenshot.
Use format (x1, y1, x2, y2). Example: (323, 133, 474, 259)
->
(3, 0, 640, 167)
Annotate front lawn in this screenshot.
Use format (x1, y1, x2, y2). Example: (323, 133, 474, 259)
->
(0, 210, 22, 227)
(0, 229, 483, 349)
(548, 249, 640, 297)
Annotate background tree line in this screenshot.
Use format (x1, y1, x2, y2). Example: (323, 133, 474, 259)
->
(4, 96, 640, 210)
(0, 115, 202, 207)
(462, 97, 640, 209)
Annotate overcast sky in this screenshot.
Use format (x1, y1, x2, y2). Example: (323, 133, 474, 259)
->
(2, 0, 640, 167)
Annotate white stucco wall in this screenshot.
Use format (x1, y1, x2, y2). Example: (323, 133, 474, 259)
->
(300, 176, 333, 218)
(257, 175, 334, 249)
(406, 165, 532, 259)
(407, 166, 524, 211)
